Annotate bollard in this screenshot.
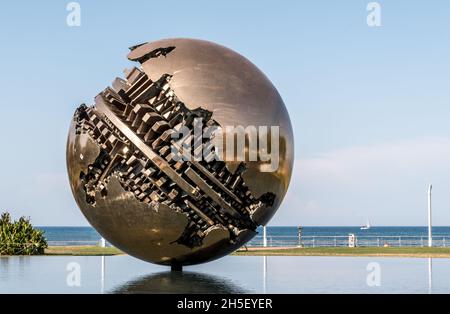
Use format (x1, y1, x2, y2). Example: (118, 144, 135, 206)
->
(297, 226, 303, 248)
(348, 234, 356, 248)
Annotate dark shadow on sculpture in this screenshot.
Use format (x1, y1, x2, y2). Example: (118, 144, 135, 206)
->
(110, 271, 250, 294)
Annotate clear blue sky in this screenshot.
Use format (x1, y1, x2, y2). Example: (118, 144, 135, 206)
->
(0, 1, 449, 226)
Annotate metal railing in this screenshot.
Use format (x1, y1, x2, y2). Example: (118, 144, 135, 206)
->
(246, 235, 450, 248)
(47, 240, 110, 247)
(44, 236, 450, 248)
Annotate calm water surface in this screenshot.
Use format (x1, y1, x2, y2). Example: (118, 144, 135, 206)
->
(0, 255, 448, 294)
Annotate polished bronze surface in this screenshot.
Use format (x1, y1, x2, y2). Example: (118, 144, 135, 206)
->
(66, 38, 294, 266)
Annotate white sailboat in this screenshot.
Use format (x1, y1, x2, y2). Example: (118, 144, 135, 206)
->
(361, 219, 371, 230)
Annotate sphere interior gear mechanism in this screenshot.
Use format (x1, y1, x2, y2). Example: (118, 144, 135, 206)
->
(66, 38, 294, 267)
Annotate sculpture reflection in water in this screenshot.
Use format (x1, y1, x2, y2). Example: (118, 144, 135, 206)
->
(110, 271, 249, 294)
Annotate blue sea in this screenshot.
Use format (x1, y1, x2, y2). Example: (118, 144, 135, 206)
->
(37, 226, 450, 247)
(37, 227, 102, 246)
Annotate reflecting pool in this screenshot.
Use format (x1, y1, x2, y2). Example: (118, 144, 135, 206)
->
(0, 255, 447, 294)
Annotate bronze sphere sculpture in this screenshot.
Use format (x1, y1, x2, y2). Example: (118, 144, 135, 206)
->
(67, 38, 294, 267)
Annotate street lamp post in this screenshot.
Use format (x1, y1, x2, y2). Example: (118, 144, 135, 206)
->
(428, 185, 433, 248)
(263, 226, 267, 248)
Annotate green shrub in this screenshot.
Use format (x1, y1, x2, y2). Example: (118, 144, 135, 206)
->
(0, 212, 48, 255)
